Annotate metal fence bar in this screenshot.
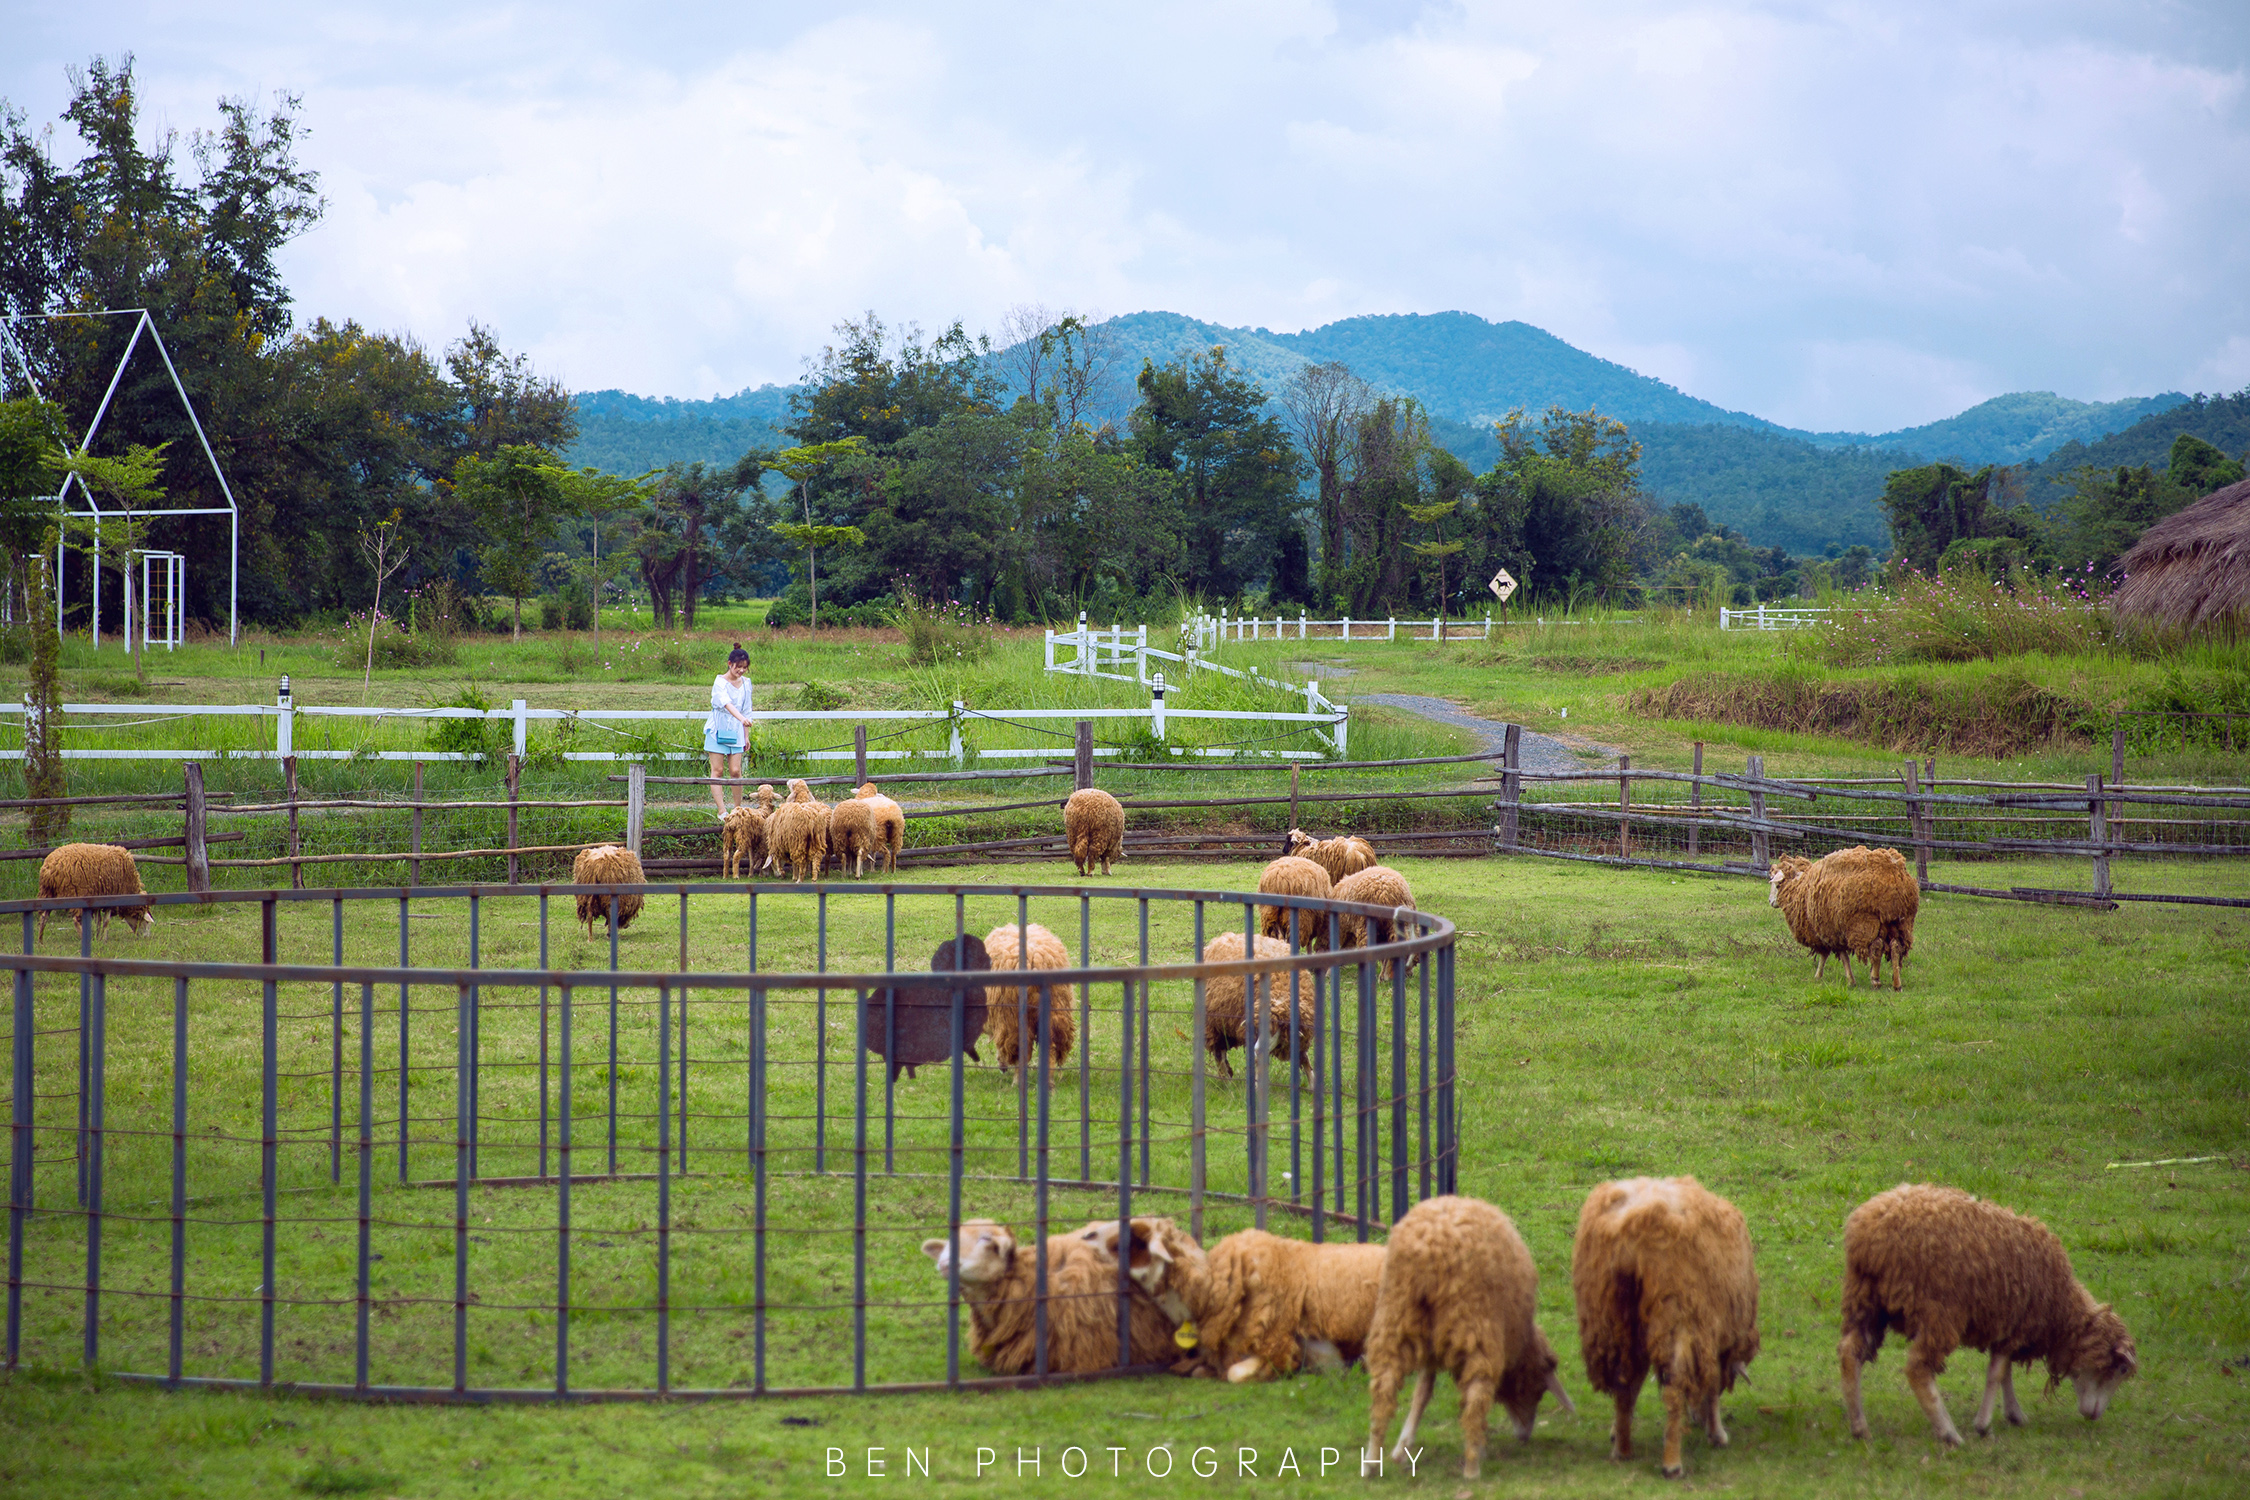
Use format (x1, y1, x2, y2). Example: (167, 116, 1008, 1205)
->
(82, 971, 104, 1370)
(168, 975, 188, 1383)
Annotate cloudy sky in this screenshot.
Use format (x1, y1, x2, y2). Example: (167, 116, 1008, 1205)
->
(7, 1, 2248, 432)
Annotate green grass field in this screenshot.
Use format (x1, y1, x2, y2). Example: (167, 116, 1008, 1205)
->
(2, 851, 2245, 1497)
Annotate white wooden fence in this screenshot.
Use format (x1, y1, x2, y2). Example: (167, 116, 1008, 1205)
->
(1185, 608, 1495, 648)
(1718, 605, 1832, 630)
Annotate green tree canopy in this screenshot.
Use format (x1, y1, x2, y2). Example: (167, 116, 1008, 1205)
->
(1129, 347, 1307, 603)
(1878, 462, 2042, 575)
(452, 443, 569, 638)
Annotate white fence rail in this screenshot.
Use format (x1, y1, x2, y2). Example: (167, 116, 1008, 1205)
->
(1718, 605, 1832, 631)
(1185, 608, 1494, 648)
(1042, 614, 1349, 755)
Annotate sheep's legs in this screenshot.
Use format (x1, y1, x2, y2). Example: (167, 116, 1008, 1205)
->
(1906, 1337, 1965, 1446)
(1660, 1377, 1690, 1477)
(1704, 1388, 1729, 1446)
(1840, 1331, 1872, 1440)
(1609, 1373, 1643, 1459)
(1393, 1368, 1437, 1456)
(1456, 1374, 1495, 1479)
(1973, 1351, 2027, 1434)
(1366, 1364, 1407, 1471)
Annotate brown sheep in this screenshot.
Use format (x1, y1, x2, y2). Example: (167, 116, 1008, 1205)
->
(1572, 1176, 1760, 1477)
(1332, 865, 1418, 960)
(1365, 1194, 1575, 1479)
(719, 806, 766, 880)
(1064, 787, 1124, 876)
(856, 783, 905, 874)
(1282, 828, 1377, 885)
(764, 779, 831, 881)
(1768, 845, 1919, 989)
(921, 1218, 1178, 1375)
(1198, 931, 1316, 1080)
(570, 844, 646, 937)
(35, 844, 154, 940)
(981, 922, 1077, 1079)
(1256, 855, 1332, 943)
(755, 783, 777, 813)
(828, 796, 876, 877)
(1840, 1183, 2136, 1447)
(1097, 1218, 1384, 1382)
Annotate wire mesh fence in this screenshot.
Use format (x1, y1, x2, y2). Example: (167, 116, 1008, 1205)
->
(2, 882, 1457, 1399)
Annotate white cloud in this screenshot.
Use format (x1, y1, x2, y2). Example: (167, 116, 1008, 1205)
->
(5, 0, 2247, 431)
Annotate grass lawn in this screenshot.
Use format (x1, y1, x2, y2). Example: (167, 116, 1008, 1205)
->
(2, 852, 2244, 1497)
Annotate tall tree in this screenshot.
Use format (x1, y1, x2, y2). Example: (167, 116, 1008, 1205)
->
(452, 444, 569, 638)
(1879, 462, 2039, 575)
(1281, 360, 1372, 609)
(1129, 347, 1307, 603)
(1466, 406, 1649, 605)
(60, 441, 168, 681)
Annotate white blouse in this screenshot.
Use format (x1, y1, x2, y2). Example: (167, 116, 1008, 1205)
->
(709, 673, 752, 741)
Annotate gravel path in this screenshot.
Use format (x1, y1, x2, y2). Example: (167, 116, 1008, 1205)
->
(1353, 693, 1621, 776)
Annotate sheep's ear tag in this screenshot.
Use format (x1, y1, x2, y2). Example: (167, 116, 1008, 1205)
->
(1174, 1321, 1199, 1351)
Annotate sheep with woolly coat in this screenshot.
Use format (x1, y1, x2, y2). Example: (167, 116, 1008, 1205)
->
(1331, 865, 1417, 957)
(980, 922, 1077, 1079)
(755, 783, 777, 813)
(1768, 845, 1920, 989)
(1839, 1183, 2136, 1447)
(1256, 855, 1332, 944)
(764, 779, 831, 882)
(1365, 1194, 1575, 1479)
(35, 844, 154, 940)
(1282, 828, 1377, 885)
(720, 806, 766, 879)
(828, 795, 876, 877)
(856, 783, 905, 874)
(1198, 931, 1316, 1080)
(1096, 1217, 1384, 1382)
(921, 1218, 1178, 1375)
(571, 844, 646, 937)
(1572, 1175, 1761, 1477)
(1064, 787, 1124, 876)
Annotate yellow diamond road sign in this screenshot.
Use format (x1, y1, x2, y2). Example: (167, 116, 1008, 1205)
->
(1488, 569, 1517, 602)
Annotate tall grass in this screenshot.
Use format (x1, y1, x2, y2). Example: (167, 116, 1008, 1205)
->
(1795, 570, 2121, 666)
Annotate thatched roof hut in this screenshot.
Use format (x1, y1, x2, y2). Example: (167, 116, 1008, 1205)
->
(2112, 477, 2250, 630)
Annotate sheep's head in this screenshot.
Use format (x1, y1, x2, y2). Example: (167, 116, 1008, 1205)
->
(1498, 1326, 1576, 1440)
(922, 1220, 1015, 1289)
(1091, 1216, 1204, 1322)
(1281, 828, 1313, 859)
(786, 779, 813, 803)
(2062, 1305, 2137, 1419)
(123, 908, 154, 938)
(756, 784, 777, 810)
(1767, 856, 1812, 909)
(855, 782, 879, 799)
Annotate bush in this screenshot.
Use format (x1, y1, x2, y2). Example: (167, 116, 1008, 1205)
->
(797, 680, 848, 711)
(0, 625, 27, 664)
(537, 589, 594, 632)
(764, 586, 893, 630)
(424, 683, 507, 770)
(890, 580, 994, 664)
(1794, 568, 2119, 667)
(405, 578, 485, 638)
(331, 619, 457, 671)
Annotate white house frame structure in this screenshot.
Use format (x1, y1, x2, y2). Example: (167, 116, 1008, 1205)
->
(0, 308, 241, 645)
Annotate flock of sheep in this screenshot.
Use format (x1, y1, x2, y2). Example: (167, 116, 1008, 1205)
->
(926, 1178, 2137, 1479)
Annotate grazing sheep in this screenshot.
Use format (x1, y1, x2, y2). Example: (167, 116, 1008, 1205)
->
(865, 935, 990, 1080)
(1572, 1176, 1761, 1478)
(1365, 1194, 1575, 1479)
(719, 806, 766, 880)
(829, 796, 876, 878)
(1839, 1183, 2136, 1447)
(856, 783, 905, 875)
(35, 844, 154, 941)
(1064, 788, 1125, 876)
(981, 922, 1077, 1079)
(1331, 865, 1418, 957)
(921, 1218, 1178, 1374)
(570, 844, 646, 937)
(1768, 845, 1920, 990)
(1256, 855, 1333, 943)
(1198, 931, 1317, 1080)
(1096, 1218, 1385, 1382)
(764, 780, 831, 882)
(1282, 828, 1377, 885)
(755, 783, 777, 813)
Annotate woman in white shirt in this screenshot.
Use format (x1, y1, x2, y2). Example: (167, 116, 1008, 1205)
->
(705, 645, 753, 818)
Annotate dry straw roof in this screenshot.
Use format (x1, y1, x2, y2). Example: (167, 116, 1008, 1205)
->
(2112, 477, 2250, 630)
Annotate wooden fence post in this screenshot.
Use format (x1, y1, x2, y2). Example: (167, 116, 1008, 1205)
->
(506, 753, 522, 885)
(1688, 741, 1703, 858)
(1499, 723, 1522, 849)
(2088, 773, 2111, 900)
(284, 755, 302, 890)
(626, 763, 646, 856)
(182, 762, 210, 893)
(410, 761, 423, 888)
(854, 724, 868, 785)
(1618, 753, 1632, 859)
(1903, 761, 1930, 889)
(2110, 727, 2125, 834)
(1073, 721, 1093, 791)
(1746, 754, 1769, 872)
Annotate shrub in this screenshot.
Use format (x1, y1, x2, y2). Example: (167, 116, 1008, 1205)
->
(797, 680, 848, 711)
(890, 580, 994, 664)
(0, 624, 27, 664)
(330, 619, 456, 671)
(1794, 568, 2119, 666)
(658, 639, 694, 675)
(406, 578, 484, 638)
(424, 684, 507, 770)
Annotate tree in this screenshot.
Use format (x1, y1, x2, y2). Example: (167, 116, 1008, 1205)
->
(0, 395, 66, 622)
(766, 522, 866, 629)
(2048, 464, 2194, 577)
(1879, 463, 2041, 576)
(2166, 432, 2246, 498)
(1466, 407, 1649, 606)
(765, 439, 866, 629)
(1129, 347, 1307, 602)
(23, 528, 65, 842)
(356, 508, 409, 695)
(789, 313, 1001, 448)
(60, 441, 168, 682)
(999, 306, 1121, 431)
(1281, 361, 1372, 608)
(453, 443, 569, 638)
(552, 465, 654, 660)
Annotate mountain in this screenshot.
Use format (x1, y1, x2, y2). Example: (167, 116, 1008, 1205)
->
(1838, 391, 2189, 465)
(565, 386, 792, 476)
(2014, 390, 2250, 506)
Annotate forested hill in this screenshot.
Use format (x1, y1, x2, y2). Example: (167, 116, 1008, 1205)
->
(2013, 390, 2250, 506)
(566, 386, 792, 475)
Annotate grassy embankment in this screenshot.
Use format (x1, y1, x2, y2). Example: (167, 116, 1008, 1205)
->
(0, 854, 2243, 1497)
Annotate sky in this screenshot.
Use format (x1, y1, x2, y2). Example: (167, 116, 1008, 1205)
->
(6, 0, 2248, 433)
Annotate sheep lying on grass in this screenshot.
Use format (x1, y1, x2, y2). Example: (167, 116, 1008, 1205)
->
(1366, 1194, 1574, 1479)
(1256, 855, 1332, 943)
(865, 935, 989, 1081)
(981, 922, 1077, 1080)
(855, 783, 904, 875)
(1064, 788, 1124, 875)
(571, 845, 646, 937)
(1282, 829, 1376, 885)
(1572, 1175, 1760, 1477)
(1768, 845, 1919, 989)
(921, 1218, 1178, 1374)
(720, 806, 766, 879)
(1095, 1217, 1384, 1382)
(1840, 1183, 2136, 1447)
(1198, 932, 1316, 1080)
(764, 779, 830, 882)
(35, 844, 154, 940)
